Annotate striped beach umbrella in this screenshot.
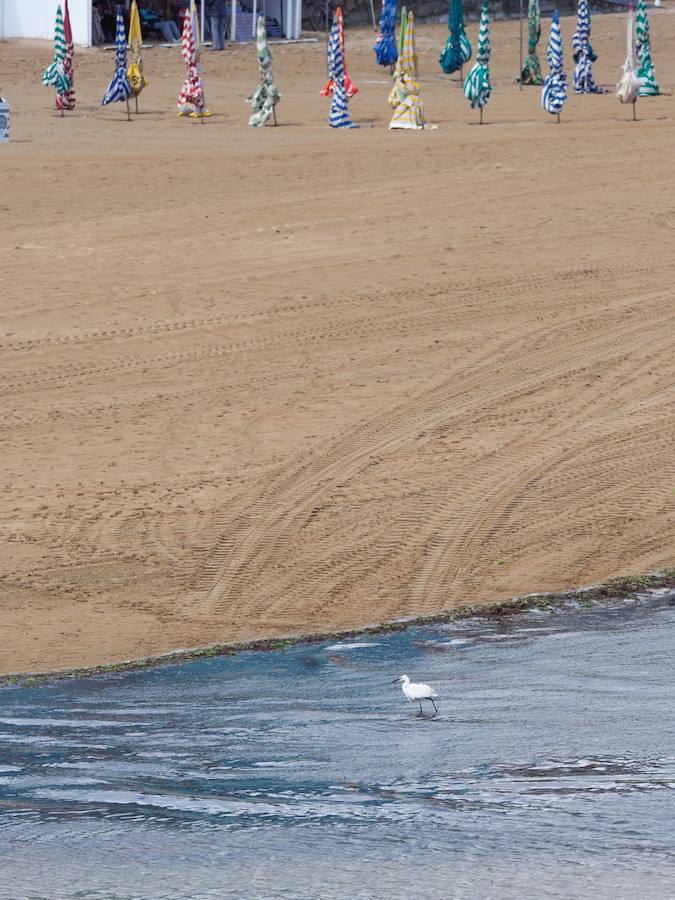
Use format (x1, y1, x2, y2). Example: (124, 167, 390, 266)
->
(520, 0, 543, 85)
(388, 5, 407, 110)
(321, 7, 358, 99)
(541, 11, 567, 118)
(463, 0, 491, 121)
(177, 4, 210, 119)
(327, 11, 358, 128)
(636, 0, 659, 96)
(439, 0, 471, 76)
(389, 11, 428, 129)
(102, 5, 132, 117)
(128, 0, 147, 113)
(616, 3, 641, 113)
(572, 0, 606, 93)
(59, 1, 76, 112)
(374, 0, 398, 68)
(248, 15, 281, 126)
(42, 5, 73, 110)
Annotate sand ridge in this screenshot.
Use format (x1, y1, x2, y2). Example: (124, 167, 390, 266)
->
(1, 13, 674, 673)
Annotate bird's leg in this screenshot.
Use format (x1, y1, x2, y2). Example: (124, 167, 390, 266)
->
(417, 700, 423, 717)
(429, 698, 438, 717)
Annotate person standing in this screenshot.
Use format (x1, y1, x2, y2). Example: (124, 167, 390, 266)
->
(206, 0, 228, 50)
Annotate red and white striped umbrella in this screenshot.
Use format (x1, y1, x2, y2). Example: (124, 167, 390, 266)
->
(177, 7, 209, 118)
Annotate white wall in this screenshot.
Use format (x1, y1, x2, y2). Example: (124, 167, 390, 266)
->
(0, 0, 92, 46)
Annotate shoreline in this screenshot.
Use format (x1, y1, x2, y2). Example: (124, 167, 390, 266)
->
(3, 568, 673, 688)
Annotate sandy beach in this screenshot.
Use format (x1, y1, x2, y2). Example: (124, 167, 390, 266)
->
(1, 12, 674, 674)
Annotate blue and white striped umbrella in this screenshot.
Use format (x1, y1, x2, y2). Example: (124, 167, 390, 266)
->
(327, 13, 358, 128)
(541, 10, 567, 116)
(102, 5, 132, 108)
(572, 0, 606, 94)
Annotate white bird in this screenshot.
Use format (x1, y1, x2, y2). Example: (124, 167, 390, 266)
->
(391, 674, 438, 717)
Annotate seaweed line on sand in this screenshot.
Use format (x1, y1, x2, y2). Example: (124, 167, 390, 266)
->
(2, 568, 674, 688)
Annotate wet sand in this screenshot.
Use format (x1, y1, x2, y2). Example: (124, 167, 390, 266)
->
(1, 13, 674, 673)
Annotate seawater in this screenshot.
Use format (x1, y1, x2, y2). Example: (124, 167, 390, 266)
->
(2, 592, 675, 899)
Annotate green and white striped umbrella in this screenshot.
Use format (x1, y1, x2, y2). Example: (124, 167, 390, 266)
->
(636, 0, 659, 96)
(520, 0, 543, 85)
(463, 0, 491, 113)
(42, 5, 72, 97)
(248, 16, 281, 126)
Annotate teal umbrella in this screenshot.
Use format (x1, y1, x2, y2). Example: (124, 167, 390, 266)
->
(439, 0, 471, 76)
(463, 0, 491, 122)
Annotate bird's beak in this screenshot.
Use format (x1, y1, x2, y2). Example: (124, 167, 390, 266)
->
(389, 678, 400, 684)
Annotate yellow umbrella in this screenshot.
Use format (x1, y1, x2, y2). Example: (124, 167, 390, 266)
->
(127, 0, 147, 113)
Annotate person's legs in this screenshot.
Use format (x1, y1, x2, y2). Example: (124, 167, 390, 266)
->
(211, 15, 225, 49)
(155, 21, 173, 41)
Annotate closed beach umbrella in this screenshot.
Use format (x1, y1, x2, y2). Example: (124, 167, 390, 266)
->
(102, 5, 132, 118)
(389, 11, 428, 129)
(463, 0, 491, 122)
(128, 0, 147, 113)
(439, 0, 471, 76)
(636, 0, 659, 96)
(374, 0, 398, 68)
(177, 4, 210, 119)
(388, 4, 407, 109)
(616, 3, 641, 114)
(60, 1, 76, 112)
(520, 0, 543, 85)
(541, 10, 567, 119)
(321, 7, 358, 99)
(388, 2, 408, 95)
(248, 15, 281, 126)
(572, 0, 606, 93)
(42, 5, 73, 113)
(327, 10, 358, 128)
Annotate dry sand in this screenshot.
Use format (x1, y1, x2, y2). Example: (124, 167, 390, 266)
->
(1, 13, 674, 674)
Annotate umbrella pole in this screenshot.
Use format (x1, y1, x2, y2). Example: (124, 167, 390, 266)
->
(369, 0, 377, 30)
(632, 100, 637, 121)
(556, 112, 560, 124)
(126, 98, 131, 121)
(480, 106, 483, 125)
(518, 0, 524, 89)
(135, 95, 139, 115)
(273, 106, 278, 126)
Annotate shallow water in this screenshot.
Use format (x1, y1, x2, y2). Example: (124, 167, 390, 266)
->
(2, 592, 675, 899)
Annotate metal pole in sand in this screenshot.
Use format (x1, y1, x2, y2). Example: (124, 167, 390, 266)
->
(518, 0, 524, 90)
(480, 106, 484, 124)
(556, 112, 560, 124)
(369, 0, 377, 30)
(273, 107, 278, 126)
(135, 95, 139, 115)
(632, 100, 637, 121)
(126, 98, 131, 121)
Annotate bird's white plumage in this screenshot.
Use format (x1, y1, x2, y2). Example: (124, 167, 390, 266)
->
(397, 674, 437, 702)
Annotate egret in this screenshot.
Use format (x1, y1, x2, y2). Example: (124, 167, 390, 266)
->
(391, 674, 438, 717)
